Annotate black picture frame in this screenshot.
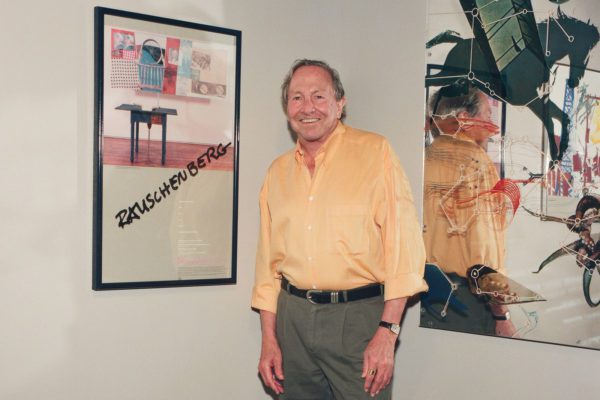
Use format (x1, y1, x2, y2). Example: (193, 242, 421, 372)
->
(93, 7, 241, 290)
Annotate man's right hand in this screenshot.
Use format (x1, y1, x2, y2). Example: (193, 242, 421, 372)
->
(258, 310, 284, 395)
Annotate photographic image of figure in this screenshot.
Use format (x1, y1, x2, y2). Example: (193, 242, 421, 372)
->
(168, 47, 180, 65)
(191, 51, 211, 70)
(112, 29, 135, 52)
(122, 33, 135, 50)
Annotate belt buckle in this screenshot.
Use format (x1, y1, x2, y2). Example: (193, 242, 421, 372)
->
(306, 289, 322, 304)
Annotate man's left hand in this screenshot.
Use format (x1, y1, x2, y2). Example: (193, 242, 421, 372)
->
(362, 327, 397, 397)
(490, 304, 518, 338)
(495, 319, 518, 338)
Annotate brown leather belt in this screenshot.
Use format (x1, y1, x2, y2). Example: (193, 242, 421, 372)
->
(281, 277, 384, 304)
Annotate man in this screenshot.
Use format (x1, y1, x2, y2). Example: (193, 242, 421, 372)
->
(251, 59, 427, 399)
(421, 80, 516, 337)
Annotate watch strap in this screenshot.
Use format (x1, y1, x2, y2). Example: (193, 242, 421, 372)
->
(378, 321, 400, 335)
(492, 311, 510, 321)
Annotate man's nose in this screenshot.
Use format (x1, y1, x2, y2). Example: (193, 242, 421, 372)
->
(301, 98, 315, 113)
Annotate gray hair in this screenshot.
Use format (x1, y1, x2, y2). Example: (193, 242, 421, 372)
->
(281, 59, 346, 120)
(428, 82, 484, 137)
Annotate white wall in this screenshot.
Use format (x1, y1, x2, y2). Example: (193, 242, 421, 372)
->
(1, 1, 599, 399)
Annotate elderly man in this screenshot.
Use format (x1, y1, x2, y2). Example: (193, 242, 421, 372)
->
(251, 59, 427, 399)
(421, 80, 516, 337)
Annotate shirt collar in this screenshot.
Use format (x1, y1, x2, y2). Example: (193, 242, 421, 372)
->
(453, 131, 477, 144)
(294, 121, 346, 163)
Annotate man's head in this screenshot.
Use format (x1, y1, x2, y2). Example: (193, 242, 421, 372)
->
(281, 59, 346, 146)
(428, 80, 493, 139)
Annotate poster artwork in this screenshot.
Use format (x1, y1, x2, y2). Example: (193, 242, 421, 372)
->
(109, 28, 228, 98)
(110, 29, 138, 89)
(421, 0, 600, 350)
(94, 8, 240, 290)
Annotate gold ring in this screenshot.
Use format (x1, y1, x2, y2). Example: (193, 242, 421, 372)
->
(368, 368, 376, 376)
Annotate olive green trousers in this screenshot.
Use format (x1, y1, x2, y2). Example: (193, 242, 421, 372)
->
(276, 290, 392, 400)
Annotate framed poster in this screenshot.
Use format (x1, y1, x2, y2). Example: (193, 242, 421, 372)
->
(93, 7, 241, 290)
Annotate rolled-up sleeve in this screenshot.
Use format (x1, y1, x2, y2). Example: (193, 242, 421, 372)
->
(381, 142, 428, 300)
(251, 171, 281, 313)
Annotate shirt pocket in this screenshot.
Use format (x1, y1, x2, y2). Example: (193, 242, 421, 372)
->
(326, 205, 369, 255)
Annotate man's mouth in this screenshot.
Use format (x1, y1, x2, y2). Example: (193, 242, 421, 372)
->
(300, 118, 319, 123)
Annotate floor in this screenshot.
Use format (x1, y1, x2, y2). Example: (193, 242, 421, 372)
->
(102, 136, 234, 171)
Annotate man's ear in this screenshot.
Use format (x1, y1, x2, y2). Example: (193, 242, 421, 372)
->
(337, 97, 346, 119)
(456, 110, 470, 119)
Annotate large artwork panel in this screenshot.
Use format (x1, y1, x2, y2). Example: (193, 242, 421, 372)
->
(93, 8, 241, 289)
(422, 0, 600, 349)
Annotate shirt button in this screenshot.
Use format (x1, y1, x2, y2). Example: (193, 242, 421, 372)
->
(308, 196, 314, 201)
(312, 284, 317, 289)
(308, 256, 313, 261)
(307, 225, 312, 230)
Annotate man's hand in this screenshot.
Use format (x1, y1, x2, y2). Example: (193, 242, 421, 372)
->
(258, 335, 284, 394)
(361, 297, 406, 397)
(258, 311, 284, 395)
(490, 304, 518, 338)
(495, 320, 518, 338)
(362, 327, 397, 396)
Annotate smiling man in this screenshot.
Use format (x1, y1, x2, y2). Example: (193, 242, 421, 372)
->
(252, 59, 427, 399)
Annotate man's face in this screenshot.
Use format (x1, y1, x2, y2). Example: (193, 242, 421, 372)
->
(457, 91, 499, 145)
(286, 66, 346, 146)
(474, 92, 492, 122)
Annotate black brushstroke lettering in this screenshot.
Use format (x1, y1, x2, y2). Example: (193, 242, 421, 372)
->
(169, 174, 179, 191)
(159, 181, 172, 198)
(115, 141, 232, 228)
(127, 206, 141, 222)
(187, 161, 198, 176)
(205, 146, 216, 162)
(177, 170, 188, 185)
(217, 142, 231, 157)
(115, 209, 130, 228)
(134, 199, 150, 214)
(145, 193, 156, 210)
(197, 154, 207, 168)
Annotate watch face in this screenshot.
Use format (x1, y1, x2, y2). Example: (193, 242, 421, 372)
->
(380, 321, 400, 335)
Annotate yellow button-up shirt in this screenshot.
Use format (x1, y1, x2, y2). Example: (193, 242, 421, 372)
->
(252, 123, 427, 313)
(423, 133, 506, 277)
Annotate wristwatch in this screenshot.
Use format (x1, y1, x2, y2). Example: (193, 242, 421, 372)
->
(379, 321, 401, 335)
(492, 311, 511, 321)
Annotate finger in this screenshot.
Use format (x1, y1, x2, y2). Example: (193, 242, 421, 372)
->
(362, 352, 377, 377)
(273, 359, 285, 381)
(370, 375, 384, 396)
(272, 378, 284, 394)
(266, 373, 284, 394)
(369, 375, 388, 397)
(363, 367, 377, 392)
(259, 365, 283, 394)
(272, 362, 285, 394)
(370, 368, 392, 396)
(258, 366, 271, 387)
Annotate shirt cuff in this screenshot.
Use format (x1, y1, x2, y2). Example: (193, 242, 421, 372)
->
(251, 286, 280, 314)
(384, 273, 429, 301)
